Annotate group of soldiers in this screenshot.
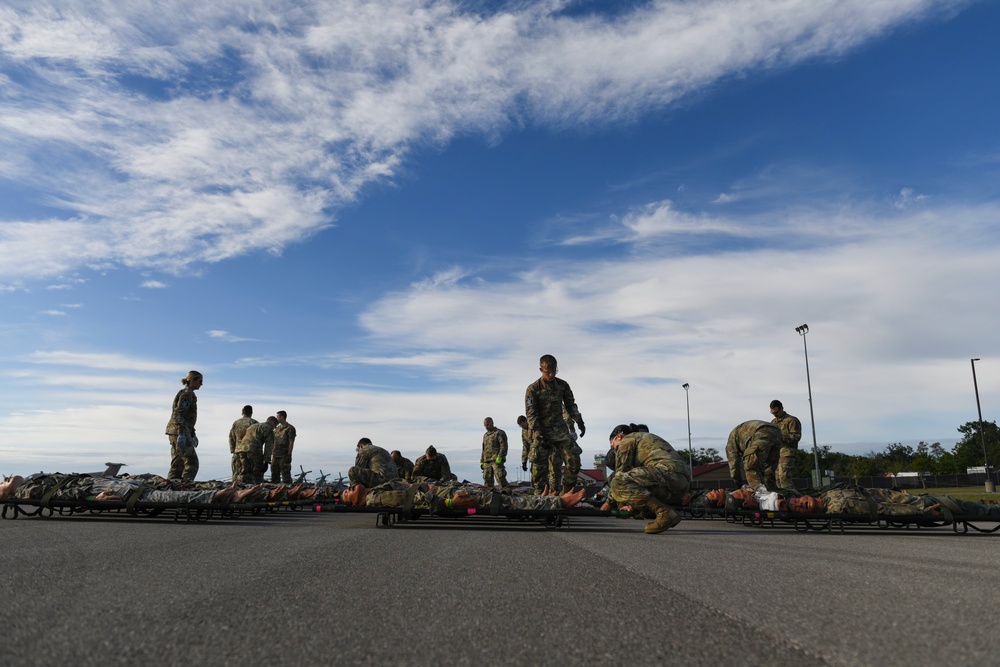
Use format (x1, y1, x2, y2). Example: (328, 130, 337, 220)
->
(724, 399, 802, 490)
(345, 354, 588, 496)
(228, 405, 298, 485)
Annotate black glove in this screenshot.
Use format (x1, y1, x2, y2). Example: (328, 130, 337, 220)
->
(578, 422, 586, 437)
(522, 462, 528, 471)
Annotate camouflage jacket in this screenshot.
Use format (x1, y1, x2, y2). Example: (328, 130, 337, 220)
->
(395, 456, 414, 482)
(228, 416, 258, 453)
(354, 444, 399, 481)
(238, 422, 275, 458)
(771, 412, 802, 448)
(273, 422, 297, 454)
(481, 428, 509, 463)
(524, 376, 582, 437)
(412, 453, 454, 481)
(165, 387, 197, 436)
(616, 432, 690, 478)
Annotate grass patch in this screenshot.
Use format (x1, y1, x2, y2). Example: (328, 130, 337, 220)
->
(897, 486, 998, 503)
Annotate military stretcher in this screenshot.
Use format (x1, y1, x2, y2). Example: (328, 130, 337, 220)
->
(675, 503, 1000, 535)
(1, 490, 339, 523)
(315, 497, 613, 529)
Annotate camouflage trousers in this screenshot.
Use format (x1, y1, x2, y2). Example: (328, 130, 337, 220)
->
(528, 445, 552, 494)
(349, 466, 390, 488)
(559, 442, 582, 492)
(743, 430, 780, 489)
(230, 451, 242, 481)
(271, 450, 292, 484)
(541, 430, 574, 491)
(167, 434, 199, 481)
(775, 445, 798, 490)
(610, 463, 691, 507)
(235, 451, 265, 484)
(482, 461, 508, 488)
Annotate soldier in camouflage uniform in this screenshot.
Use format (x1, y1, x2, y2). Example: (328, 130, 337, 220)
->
(769, 400, 802, 490)
(271, 410, 297, 484)
(236, 416, 277, 483)
(412, 446, 458, 482)
(165, 370, 202, 481)
(2, 473, 264, 505)
(525, 354, 586, 494)
(606, 425, 689, 534)
(725, 420, 782, 489)
(349, 438, 399, 487)
(391, 451, 415, 482)
(341, 478, 586, 512)
(228, 405, 257, 482)
(480, 417, 509, 488)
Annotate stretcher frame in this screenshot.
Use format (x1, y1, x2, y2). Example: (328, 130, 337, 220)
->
(314, 500, 612, 529)
(675, 504, 1000, 535)
(0, 495, 336, 523)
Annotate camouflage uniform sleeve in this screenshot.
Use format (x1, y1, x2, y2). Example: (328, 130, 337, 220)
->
(560, 379, 583, 425)
(481, 433, 489, 464)
(787, 417, 802, 446)
(725, 429, 741, 482)
(499, 429, 508, 461)
(263, 427, 275, 461)
(521, 430, 531, 464)
(525, 383, 540, 434)
(440, 455, 453, 479)
(228, 423, 237, 453)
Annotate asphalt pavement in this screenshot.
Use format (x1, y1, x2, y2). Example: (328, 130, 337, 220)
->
(2, 508, 998, 666)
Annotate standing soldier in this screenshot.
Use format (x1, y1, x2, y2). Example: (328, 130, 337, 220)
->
(769, 400, 802, 490)
(480, 417, 509, 488)
(166, 370, 202, 481)
(525, 354, 585, 494)
(271, 410, 297, 484)
(725, 420, 782, 490)
(228, 405, 257, 482)
(237, 416, 278, 483)
(349, 438, 399, 487)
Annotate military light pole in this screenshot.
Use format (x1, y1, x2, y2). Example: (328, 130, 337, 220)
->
(796, 324, 822, 486)
(682, 383, 693, 472)
(970, 358, 995, 493)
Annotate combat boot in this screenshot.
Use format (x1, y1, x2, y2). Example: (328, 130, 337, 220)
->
(643, 497, 681, 534)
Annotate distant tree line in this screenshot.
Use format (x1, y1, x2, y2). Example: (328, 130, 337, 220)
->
(790, 420, 1000, 480)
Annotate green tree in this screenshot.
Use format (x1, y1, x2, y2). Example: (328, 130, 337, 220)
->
(952, 420, 1000, 472)
(691, 447, 723, 466)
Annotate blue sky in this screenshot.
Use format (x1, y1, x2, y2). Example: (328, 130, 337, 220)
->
(2, 0, 999, 482)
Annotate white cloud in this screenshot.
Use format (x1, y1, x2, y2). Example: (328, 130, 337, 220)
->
(893, 187, 930, 209)
(207, 330, 262, 343)
(25, 350, 184, 373)
(141, 279, 167, 288)
(0, 0, 961, 280)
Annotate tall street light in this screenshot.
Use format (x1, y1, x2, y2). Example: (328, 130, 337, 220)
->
(796, 324, 822, 486)
(682, 383, 693, 472)
(970, 358, 995, 493)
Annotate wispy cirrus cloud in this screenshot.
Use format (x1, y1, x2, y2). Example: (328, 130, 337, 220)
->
(207, 329, 262, 343)
(0, 0, 964, 281)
